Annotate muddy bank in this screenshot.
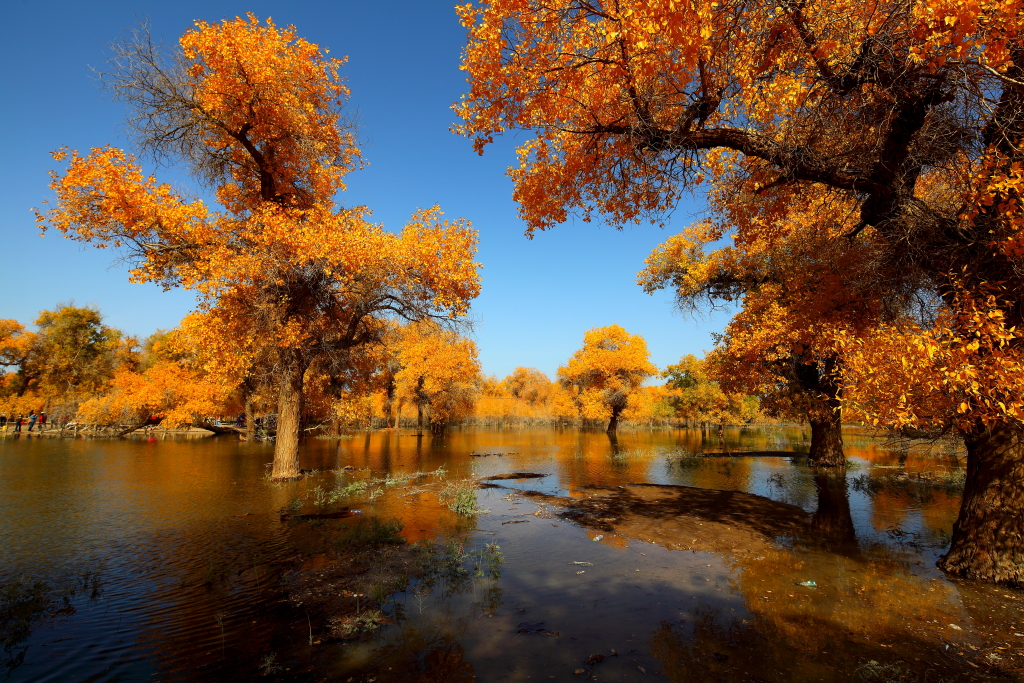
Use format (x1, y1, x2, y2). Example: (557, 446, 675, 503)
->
(516, 482, 809, 556)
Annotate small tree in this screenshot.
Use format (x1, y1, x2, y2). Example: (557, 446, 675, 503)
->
(393, 322, 481, 432)
(558, 324, 657, 432)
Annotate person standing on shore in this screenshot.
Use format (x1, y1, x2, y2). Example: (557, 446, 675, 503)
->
(39, 411, 47, 431)
(15, 416, 23, 433)
(27, 411, 37, 432)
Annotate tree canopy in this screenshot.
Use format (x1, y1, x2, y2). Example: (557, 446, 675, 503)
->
(38, 15, 481, 478)
(558, 324, 657, 431)
(457, 0, 1024, 582)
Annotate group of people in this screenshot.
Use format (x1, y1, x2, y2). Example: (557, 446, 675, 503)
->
(0, 411, 68, 433)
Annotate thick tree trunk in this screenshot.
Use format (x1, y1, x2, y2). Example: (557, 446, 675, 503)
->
(271, 357, 305, 480)
(808, 411, 845, 467)
(416, 403, 424, 432)
(938, 422, 1024, 584)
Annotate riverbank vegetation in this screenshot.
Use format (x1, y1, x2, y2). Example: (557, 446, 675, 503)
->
(1, 305, 771, 436)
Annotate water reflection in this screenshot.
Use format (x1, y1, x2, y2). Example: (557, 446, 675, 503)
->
(808, 471, 859, 553)
(2, 426, 1013, 683)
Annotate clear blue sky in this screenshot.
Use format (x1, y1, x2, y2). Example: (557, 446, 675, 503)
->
(0, 1, 732, 380)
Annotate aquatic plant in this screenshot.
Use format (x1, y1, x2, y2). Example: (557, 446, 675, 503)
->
(329, 610, 384, 639)
(1, 569, 104, 675)
(472, 542, 504, 579)
(258, 652, 283, 676)
(439, 481, 478, 515)
(333, 479, 368, 499)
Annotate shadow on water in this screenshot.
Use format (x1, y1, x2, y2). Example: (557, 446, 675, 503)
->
(1, 427, 1020, 682)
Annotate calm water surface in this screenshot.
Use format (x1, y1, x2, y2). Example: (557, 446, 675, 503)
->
(1, 427, 1020, 682)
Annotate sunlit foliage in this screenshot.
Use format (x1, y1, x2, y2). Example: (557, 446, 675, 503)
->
(558, 324, 657, 431)
(457, 0, 1024, 582)
(37, 15, 480, 477)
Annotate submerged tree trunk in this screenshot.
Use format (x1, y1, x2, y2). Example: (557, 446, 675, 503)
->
(795, 355, 845, 467)
(393, 400, 403, 429)
(416, 402, 424, 432)
(271, 355, 306, 480)
(607, 404, 623, 433)
(808, 410, 845, 467)
(938, 421, 1024, 584)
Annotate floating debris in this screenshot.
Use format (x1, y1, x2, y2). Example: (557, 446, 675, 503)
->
(796, 580, 817, 588)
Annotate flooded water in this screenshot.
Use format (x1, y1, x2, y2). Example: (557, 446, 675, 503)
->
(1, 427, 1022, 682)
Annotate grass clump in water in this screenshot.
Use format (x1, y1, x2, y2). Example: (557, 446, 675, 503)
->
(1, 569, 105, 675)
(438, 481, 479, 515)
(327, 610, 385, 639)
(333, 480, 368, 499)
(335, 517, 405, 548)
(258, 652, 283, 676)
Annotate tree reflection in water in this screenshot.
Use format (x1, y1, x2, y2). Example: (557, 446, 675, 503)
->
(649, 469, 978, 683)
(808, 470, 859, 553)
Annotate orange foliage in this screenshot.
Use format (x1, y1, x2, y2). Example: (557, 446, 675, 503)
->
(558, 324, 657, 429)
(457, 0, 1024, 431)
(36, 16, 480, 474)
(393, 322, 482, 429)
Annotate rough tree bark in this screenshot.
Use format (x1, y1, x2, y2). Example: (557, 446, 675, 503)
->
(795, 356, 846, 467)
(938, 422, 1024, 584)
(808, 409, 845, 468)
(271, 353, 306, 480)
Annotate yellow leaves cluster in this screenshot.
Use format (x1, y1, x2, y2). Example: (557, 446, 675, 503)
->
(180, 13, 360, 208)
(840, 281, 1024, 430)
(77, 359, 231, 428)
(557, 324, 657, 421)
(393, 321, 481, 424)
(37, 146, 212, 287)
(37, 15, 482, 413)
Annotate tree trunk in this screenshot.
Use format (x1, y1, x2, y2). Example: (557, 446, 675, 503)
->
(808, 411, 845, 467)
(607, 405, 621, 433)
(938, 421, 1024, 584)
(417, 402, 424, 432)
(393, 400, 403, 429)
(271, 356, 305, 480)
(384, 379, 395, 428)
(244, 395, 255, 441)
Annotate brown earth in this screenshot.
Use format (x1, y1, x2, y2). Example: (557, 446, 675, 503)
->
(518, 482, 810, 556)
